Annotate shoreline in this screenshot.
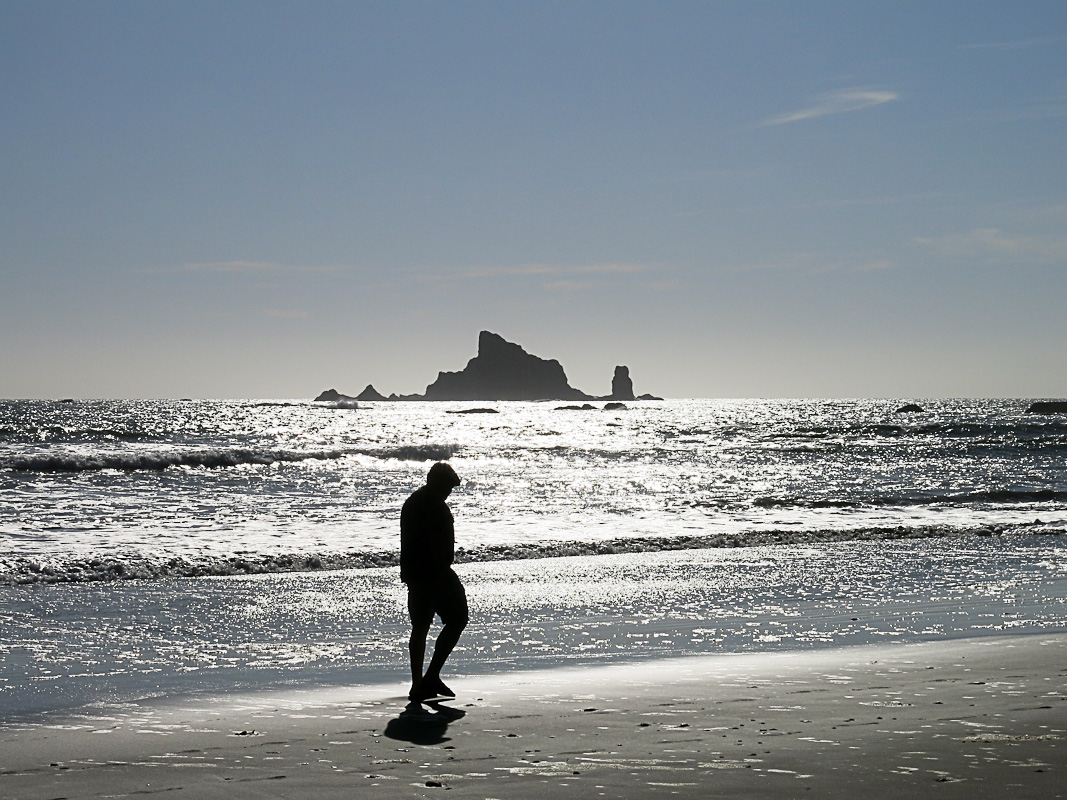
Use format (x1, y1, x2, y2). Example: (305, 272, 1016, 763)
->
(4, 523, 1064, 586)
(3, 534, 1065, 725)
(2, 633, 1064, 798)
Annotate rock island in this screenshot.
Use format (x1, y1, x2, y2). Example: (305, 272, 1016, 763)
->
(318, 331, 660, 402)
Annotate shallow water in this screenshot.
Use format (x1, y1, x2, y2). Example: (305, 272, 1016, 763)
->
(2, 535, 1064, 723)
(3, 398, 1066, 583)
(4, 399, 1066, 722)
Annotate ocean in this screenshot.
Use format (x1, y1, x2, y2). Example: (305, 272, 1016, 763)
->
(2, 398, 1065, 721)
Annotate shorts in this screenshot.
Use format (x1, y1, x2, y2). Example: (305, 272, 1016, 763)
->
(406, 568, 469, 628)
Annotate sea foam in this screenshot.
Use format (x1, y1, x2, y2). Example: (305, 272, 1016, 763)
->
(1, 524, 1060, 586)
(4, 444, 456, 473)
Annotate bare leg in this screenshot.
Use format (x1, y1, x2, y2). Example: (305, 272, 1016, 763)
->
(422, 619, 466, 684)
(409, 622, 430, 688)
(407, 574, 468, 700)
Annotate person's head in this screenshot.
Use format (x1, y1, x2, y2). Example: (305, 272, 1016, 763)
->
(426, 462, 461, 496)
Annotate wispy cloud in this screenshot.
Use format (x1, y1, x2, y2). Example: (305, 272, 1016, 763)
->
(762, 89, 900, 126)
(1006, 203, 1067, 226)
(833, 259, 894, 274)
(409, 262, 658, 293)
(184, 260, 282, 272)
(916, 228, 1067, 262)
(663, 165, 778, 184)
(543, 280, 591, 293)
(723, 253, 894, 274)
(181, 261, 343, 274)
(573, 263, 649, 275)
(959, 34, 1067, 51)
(723, 253, 812, 273)
(970, 94, 1067, 123)
(460, 262, 650, 279)
(811, 191, 945, 210)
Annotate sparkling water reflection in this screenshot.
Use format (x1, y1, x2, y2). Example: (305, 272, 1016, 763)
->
(3, 399, 1067, 583)
(1, 535, 1063, 722)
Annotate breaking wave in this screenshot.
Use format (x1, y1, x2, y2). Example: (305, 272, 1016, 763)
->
(763, 420, 1067, 443)
(1, 524, 1060, 586)
(0, 426, 171, 444)
(751, 488, 1067, 509)
(380, 444, 455, 462)
(4, 444, 456, 474)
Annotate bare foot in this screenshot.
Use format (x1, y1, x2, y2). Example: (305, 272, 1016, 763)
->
(409, 675, 455, 701)
(426, 675, 456, 698)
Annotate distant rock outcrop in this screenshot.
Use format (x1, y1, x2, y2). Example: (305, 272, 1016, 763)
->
(895, 403, 925, 413)
(315, 389, 357, 403)
(423, 331, 591, 401)
(1026, 401, 1067, 414)
(554, 402, 629, 411)
(356, 384, 388, 402)
(608, 366, 636, 401)
(314, 331, 660, 402)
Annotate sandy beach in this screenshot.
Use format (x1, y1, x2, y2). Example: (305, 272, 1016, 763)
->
(2, 632, 1064, 799)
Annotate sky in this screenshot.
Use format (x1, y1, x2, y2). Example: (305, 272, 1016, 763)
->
(2, 0, 1066, 399)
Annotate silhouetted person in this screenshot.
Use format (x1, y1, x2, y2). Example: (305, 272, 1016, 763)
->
(401, 462, 467, 702)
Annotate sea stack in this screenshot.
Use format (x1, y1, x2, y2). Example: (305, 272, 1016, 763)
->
(609, 366, 636, 401)
(315, 388, 358, 402)
(423, 331, 590, 401)
(312, 331, 660, 401)
(356, 385, 388, 402)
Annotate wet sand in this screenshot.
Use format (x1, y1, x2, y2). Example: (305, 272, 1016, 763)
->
(2, 633, 1064, 799)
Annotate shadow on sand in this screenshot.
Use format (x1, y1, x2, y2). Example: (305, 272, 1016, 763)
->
(384, 700, 467, 746)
